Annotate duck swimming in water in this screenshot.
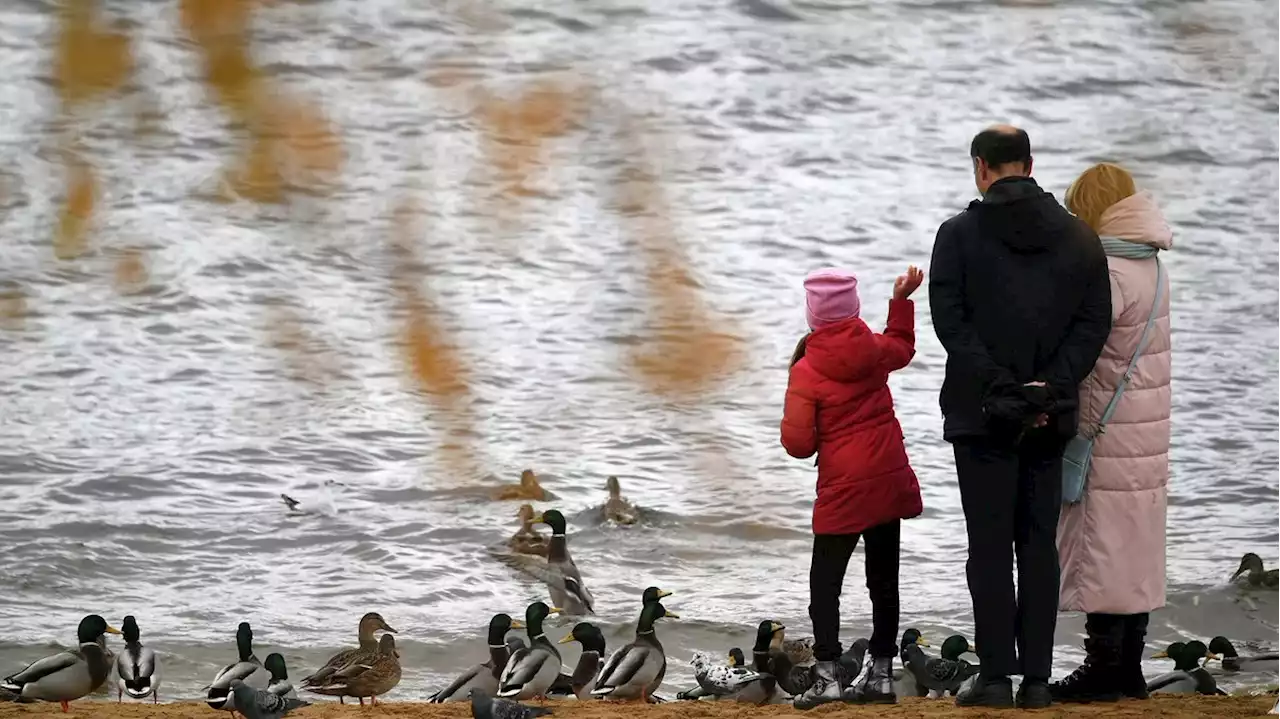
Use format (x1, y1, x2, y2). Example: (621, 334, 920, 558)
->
(1147, 641, 1226, 695)
(1231, 553, 1279, 589)
(508, 505, 549, 557)
(528, 510, 595, 615)
(2, 614, 120, 712)
(603, 476, 638, 525)
(1207, 636, 1279, 675)
(495, 470, 551, 501)
(430, 614, 524, 703)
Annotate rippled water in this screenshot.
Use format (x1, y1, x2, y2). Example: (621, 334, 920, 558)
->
(0, 0, 1277, 703)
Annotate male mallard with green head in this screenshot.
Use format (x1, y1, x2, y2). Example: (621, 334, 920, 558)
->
(497, 602, 564, 700)
(591, 601, 678, 701)
(2, 615, 120, 712)
(1147, 641, 1226, 695)
(429, 613, 524, 703)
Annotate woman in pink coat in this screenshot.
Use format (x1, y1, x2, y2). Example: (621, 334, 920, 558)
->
(1051, 163, 1172, 704)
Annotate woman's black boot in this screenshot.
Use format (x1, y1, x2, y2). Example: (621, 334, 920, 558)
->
(1049, 613, 1124, 703)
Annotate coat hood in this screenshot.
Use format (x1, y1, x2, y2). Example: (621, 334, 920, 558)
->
(969, 176, 1075, 254)
(802, 317, 880, 383)
(1096, 191, 1174, 251)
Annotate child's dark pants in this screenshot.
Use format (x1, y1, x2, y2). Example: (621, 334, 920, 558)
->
(808, 519, 901, 662)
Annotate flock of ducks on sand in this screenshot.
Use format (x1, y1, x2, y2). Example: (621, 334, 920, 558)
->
(1, 471, 1274, 716)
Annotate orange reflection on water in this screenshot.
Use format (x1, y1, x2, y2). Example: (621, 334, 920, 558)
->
(54, 158, 96, 261)
(263, 301, 348, 387)
(113, 247, 149, 294)
(55, 0, 134, 110)
(610, 122, 745, 402)
(0, 285, 28, 331)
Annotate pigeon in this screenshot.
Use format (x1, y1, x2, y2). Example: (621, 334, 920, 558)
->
(470, 687, 552, 719)
(230, 678, 309, 719)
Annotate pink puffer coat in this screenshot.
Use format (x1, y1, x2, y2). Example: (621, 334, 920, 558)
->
(1057, 191, 1172, 615)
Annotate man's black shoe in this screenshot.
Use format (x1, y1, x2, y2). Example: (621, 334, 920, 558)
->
(1017, 679, 1053, 709)
(955, 676, 1014, 708)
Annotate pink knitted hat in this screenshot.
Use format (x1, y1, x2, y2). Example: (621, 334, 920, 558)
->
(804, 268, 861, 330)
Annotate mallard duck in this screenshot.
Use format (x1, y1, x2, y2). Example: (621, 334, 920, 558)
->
(557, 622, 607, 698)
(894, 628, 931, 698)
(1232, 553, 1279, 589)
(314, 633, 401, 705)
(264, 654, 295, 698)
(532, 509, 594, 615)
(768, 624, 814, 696)
(497, 602, 564, 700)
(1148, 641, 1227, 695)
(229, 677, 310, 719)
(918, 634, 979, 697)
(115, 616, 161, 703)
(509, 505, 549, 557)
(838, 638, 870, 688)
(207, 622, 271, 712)
(1208, 636, 1279, 674)
(300, 611, 396, 701)
(471, 687, 552, 719)
(591, 600, 678, 701)
(495, 469, 550, 501)
(680, 649, 769, 702)
(2, 614, 120, 712)
(429, 613, 524, 702)
(603, 476, 638, 525)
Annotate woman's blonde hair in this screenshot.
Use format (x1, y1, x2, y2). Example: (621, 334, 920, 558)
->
(1065, 163, 1137, 232)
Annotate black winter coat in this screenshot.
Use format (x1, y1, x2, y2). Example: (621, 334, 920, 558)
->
(928, 176, 1112, 443)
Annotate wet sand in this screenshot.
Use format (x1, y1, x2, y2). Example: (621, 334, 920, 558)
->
(1, 696, 1276, 719)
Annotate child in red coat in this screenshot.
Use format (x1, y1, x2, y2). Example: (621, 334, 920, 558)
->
(782, 265, 925, 709)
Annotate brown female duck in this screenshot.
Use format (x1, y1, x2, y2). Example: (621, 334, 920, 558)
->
(314, 634, 401, 706)
(300, 612, 396, 701)
(494, 470, 551, 501)
(508, 504, 549, 557)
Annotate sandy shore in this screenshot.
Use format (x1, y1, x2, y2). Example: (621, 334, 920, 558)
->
(1, 696, 1276, 719)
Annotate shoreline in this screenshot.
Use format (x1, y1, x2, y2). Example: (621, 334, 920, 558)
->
(1, 695, 1276, 718)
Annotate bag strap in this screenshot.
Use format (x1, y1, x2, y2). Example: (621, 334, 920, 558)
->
(1091, 258, 1164, 437)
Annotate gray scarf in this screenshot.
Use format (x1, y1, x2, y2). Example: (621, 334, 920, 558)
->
(1099, 235, 1159, 260)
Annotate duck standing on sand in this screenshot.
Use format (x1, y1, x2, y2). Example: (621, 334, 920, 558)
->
(206, 622, 271, 713)
(115, 616, 161, 703)
(591, 600, 678, 702)
(1207, 637, 1279, 675)
(263, 654, 295, 698)
(300, 611, 396, 701)
(919, 635, 980, 698)
(509, 505, 549, 557)
(497, 602, 564, 700)
(495, 470, 551, 501)
(230, 678, 309, 719)
(557, 623, 607, 698)
(680, 649, 769, 702)
(471, 687, 552, 719)
(430, 614, 525, 703)
(1, 614, 121, 712)
(314, 633, 401, 705)
(1231, 553, 1279, 589)
(1147, 641, 1226, 695)
(603, 476, 638, 525)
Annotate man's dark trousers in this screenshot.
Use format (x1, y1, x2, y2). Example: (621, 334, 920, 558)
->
(953, 434, 1064, 681)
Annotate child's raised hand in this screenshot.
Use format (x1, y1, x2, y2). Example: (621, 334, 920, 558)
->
(893, 265, 924, 300)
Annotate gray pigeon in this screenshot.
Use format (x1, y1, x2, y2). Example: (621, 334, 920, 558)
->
(231, 678, 309, 719)
(470, 687, 552, 719)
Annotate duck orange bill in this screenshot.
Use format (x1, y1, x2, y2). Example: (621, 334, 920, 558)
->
(557, 635, 576, 645)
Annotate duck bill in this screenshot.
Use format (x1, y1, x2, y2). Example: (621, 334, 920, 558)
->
(1205, 653, 1221, 662)
(531, 514, 545, 524)
(726, 654, 737, 666)
(382, 624, 398, 634)
(771, 622, 785, 633)
(105, 626, 122, 635)
(664, 611, 680, 619)
(915, 637, 930, 647)
(548, 607, 563, 615)
(656, 589, 673, 599)
(509, 620, 525, 629)
(1230, 568, 1246, 581)
(1151, 651, 1169, 659)
(557, 635, 576, 645)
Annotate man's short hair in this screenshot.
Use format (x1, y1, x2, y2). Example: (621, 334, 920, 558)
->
(970, 127, 1032, 170)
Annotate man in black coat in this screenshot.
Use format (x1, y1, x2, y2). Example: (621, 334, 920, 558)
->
(928, 126, 1111, 709)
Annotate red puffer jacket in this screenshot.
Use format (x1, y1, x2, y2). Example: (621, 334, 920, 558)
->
(780, 299, 923, 535)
